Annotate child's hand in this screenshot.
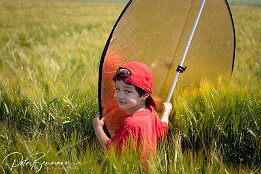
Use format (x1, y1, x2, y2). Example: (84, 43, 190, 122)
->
(162, 102, 173, 115)
(92, 112, 110, 148)
(161, 103, 172, 124)
(92, 112, 105, 128)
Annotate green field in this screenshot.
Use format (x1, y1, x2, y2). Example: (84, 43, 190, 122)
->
(0, 0, 260, 173)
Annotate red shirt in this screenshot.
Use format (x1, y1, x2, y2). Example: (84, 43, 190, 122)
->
(105, 106, 168, 157)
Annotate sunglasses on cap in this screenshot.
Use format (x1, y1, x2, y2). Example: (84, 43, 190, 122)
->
(113, 68, 131, 81)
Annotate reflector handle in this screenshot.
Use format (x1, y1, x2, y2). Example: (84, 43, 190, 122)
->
(166, 0, 206, 103)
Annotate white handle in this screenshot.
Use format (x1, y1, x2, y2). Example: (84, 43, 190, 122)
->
(166, 0, 206, 103)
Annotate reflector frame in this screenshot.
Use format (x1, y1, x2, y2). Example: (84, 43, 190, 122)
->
(98, 0, 235, 136)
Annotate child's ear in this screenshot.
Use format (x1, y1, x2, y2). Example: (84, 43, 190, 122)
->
(142, 93, 149, 100)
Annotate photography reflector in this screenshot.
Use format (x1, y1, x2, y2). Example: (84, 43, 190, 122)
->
(99, 0, 235, 136)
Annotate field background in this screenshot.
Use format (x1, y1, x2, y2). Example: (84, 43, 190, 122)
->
(0, 0, 260, 173)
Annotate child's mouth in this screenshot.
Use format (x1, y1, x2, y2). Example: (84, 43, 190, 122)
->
(118, 100, 126, 105)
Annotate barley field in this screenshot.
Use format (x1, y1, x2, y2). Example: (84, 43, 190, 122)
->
(0, 0, 260, 173)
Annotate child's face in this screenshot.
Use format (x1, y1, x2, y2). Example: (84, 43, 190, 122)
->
(114, 80, 147, 114)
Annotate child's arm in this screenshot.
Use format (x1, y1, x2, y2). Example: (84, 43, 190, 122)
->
(92, 112, 110, 149)
(161, 102, 173, 124)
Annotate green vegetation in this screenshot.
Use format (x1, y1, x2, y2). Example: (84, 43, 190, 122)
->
(0, 0, 260, 173)
(228, 0, 261, 6)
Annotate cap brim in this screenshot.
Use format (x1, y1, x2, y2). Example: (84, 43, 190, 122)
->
(146, 95, 156, 108)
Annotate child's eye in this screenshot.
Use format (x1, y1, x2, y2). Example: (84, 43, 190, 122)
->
(125, 90, 132, 94)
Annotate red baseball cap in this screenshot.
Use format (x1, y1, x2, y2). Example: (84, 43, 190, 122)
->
(113, 61, 156, 107)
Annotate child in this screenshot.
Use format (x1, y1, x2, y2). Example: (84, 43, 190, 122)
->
(93, 61, 172, 158)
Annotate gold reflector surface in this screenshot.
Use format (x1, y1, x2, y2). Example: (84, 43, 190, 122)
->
(99, 0, 235, 136)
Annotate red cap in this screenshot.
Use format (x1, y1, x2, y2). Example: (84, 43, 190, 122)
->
(114, 61, 156, 107)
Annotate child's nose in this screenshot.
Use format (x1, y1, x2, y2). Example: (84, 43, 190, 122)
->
(116, 91, 125, 99)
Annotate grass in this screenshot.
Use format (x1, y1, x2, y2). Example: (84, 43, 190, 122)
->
(0, 0, 260, 173)
(228, 0, 261, 6)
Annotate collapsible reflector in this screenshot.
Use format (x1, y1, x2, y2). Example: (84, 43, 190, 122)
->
(99, 0, 235, 136)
